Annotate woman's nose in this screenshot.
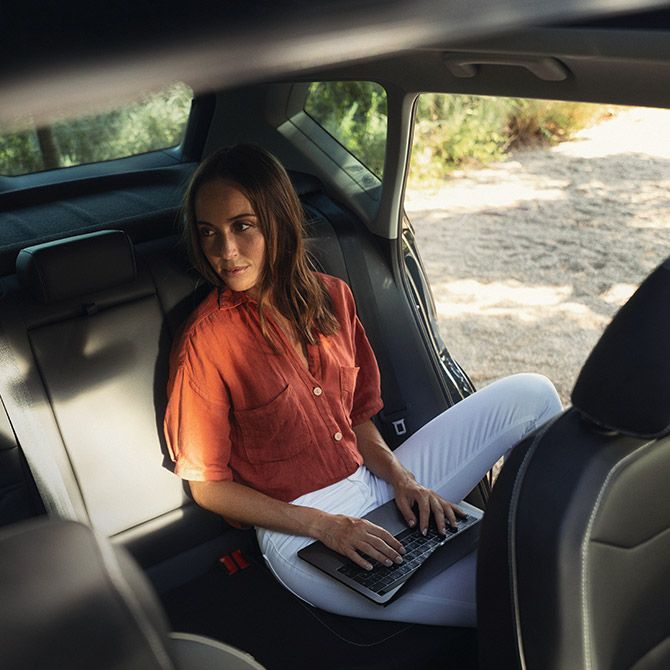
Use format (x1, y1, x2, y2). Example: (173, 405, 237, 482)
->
(219, 232, 238, 259)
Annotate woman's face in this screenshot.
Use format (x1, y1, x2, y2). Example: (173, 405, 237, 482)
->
(194, 178, 266, 297)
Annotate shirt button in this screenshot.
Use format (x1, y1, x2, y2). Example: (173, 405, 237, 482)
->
(333, 432, 343, 441)
(313, 386, 323, 396)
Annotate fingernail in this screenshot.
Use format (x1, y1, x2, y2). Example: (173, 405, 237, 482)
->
(399, 546, 406, 555)
(365, 563, 373, 571)
(408, 519, 415, 527)
(440, 527, 447, 536)
(384, 559, 393, 567)
(394, 556, 403, 564)
(422, 528, 427, 536)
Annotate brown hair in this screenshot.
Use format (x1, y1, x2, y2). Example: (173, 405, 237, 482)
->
(183, 144, 339, 345)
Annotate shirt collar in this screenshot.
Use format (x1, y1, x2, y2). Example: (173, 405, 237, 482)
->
(217, 287, 257, 310)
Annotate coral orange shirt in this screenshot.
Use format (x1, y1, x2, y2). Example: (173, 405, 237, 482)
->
(164, 273, 384, 502)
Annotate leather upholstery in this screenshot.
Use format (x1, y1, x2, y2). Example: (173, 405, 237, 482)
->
(477, 258, 670, 670)
(1, 518, 174, 670)
(572, 258, 670, 438)
(16, 229, 136, 304)
(0, 518, 265, 670)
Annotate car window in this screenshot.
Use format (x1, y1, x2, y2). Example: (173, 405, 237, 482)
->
(0, 82, 193, 176)
(304, 81, 387, 178)
(404, 93, 670, 407)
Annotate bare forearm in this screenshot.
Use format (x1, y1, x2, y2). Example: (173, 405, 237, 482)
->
(353, 420, 413, 487)
(189, 471, 405, 570)
(353, 419, 464, 534)
(189, 478, 327, 539)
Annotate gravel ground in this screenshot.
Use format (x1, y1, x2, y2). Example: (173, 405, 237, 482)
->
(405, 107, 670, 406)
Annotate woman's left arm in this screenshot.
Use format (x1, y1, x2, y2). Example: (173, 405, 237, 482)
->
(353, 419, 464, 536)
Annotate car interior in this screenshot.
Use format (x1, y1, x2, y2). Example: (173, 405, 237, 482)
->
(1, 2, 670, 669)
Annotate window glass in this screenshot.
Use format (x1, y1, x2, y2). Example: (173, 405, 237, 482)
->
(305, 81, 387, 178)
(405, 93, 670, 408)
(0, 82, 193, 176)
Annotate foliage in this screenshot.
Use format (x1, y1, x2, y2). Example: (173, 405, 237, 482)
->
(305, 81, 387, 177)
(0, 82, 192, 176)
(303, 85, 607, 186)
(410, 94, 610, 184)
(0, 80, 609, 186)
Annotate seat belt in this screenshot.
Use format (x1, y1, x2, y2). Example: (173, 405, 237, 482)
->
(338, 235, 410, 447)
(305, 193, 410, 448)
(0, 314, 87, 522)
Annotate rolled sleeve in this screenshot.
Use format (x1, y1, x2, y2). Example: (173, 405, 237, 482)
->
(164, 358, 234, 482)
(350, 313, 384, 425)
(336, 280, 384, 426)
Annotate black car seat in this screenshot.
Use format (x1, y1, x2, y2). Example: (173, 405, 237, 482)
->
(0, 517, 265, 670)
(476, 258, 670, 670)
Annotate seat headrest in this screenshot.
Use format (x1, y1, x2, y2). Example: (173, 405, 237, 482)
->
(572, 258, 670, 438)
(288, 170, 322, 196)
(16, 230, 137, 304)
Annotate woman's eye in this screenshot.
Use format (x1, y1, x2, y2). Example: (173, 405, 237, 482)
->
(198, 227, 215, 238)
(234, 222, 253, 233)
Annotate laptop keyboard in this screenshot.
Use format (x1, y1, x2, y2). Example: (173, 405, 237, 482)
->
(336, 521, 463, 595)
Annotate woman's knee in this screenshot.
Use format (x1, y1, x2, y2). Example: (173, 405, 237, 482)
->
(495, 372, 563, 421)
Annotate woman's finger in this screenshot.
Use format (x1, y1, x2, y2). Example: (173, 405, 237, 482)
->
(395, 495, 417, 529)
(441, 500, 465, 527)
(416, 492, 431, 536)
(365, 521, 405, 553)
(429, 494, 447, 535)
(364, 528, 405, 562)
(344, 546, 373, 571)
(357, 539, 401, 567)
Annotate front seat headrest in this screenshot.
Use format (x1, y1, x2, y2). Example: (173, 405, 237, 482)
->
(572, 257, 670, 438)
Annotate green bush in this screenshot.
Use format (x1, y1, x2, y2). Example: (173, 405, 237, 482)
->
(305, 81, 387, 177)
(410, 94, 610, 184)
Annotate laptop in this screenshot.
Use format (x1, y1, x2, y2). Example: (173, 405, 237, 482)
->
(298, 498, 483, 605)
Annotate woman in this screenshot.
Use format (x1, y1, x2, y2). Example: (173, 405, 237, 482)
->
(164, 144, 562, 626)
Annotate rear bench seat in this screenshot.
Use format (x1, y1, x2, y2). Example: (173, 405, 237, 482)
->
(0, 198, 350, 589)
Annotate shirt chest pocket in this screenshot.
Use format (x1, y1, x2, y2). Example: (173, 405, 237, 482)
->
(233, 384, 312, 464)
(339, 366, 360, 416)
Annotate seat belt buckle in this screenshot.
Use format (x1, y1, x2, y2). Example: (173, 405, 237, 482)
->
(379, 409, 408, 437)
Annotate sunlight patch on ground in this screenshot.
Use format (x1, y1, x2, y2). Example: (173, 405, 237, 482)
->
(599, 283, 637, 305)
(553, 108, 670, 160)
(433, 279, 610, 328)
(404, 172, 567, 213)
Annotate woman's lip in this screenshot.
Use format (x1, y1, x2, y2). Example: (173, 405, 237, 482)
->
(222, 266, 249, 275)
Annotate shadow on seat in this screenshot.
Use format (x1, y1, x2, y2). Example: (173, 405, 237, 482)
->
(0, 518, 265, 670)
(476, 258, 670, 670)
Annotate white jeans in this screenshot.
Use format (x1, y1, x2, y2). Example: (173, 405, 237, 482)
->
(257, 373, 562, 626)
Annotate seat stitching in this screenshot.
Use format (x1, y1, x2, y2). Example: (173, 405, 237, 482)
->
(580, 438, 654, 670)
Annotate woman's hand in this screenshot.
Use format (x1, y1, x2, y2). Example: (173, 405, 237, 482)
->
(316, 513, 406, 571)
(391, 470, 467, 537)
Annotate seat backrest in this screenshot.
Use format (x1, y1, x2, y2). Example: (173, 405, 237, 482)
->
(0, 517, 174, 670)
(0, 517, 266, 670)
(476, 259, 670, 670)
(1, 230, 228, 568)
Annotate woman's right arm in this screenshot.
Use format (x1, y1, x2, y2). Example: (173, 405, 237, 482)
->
(189, 479, 405, 570)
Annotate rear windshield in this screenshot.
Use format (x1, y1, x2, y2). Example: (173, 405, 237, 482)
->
(0, 82, 193, 176)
